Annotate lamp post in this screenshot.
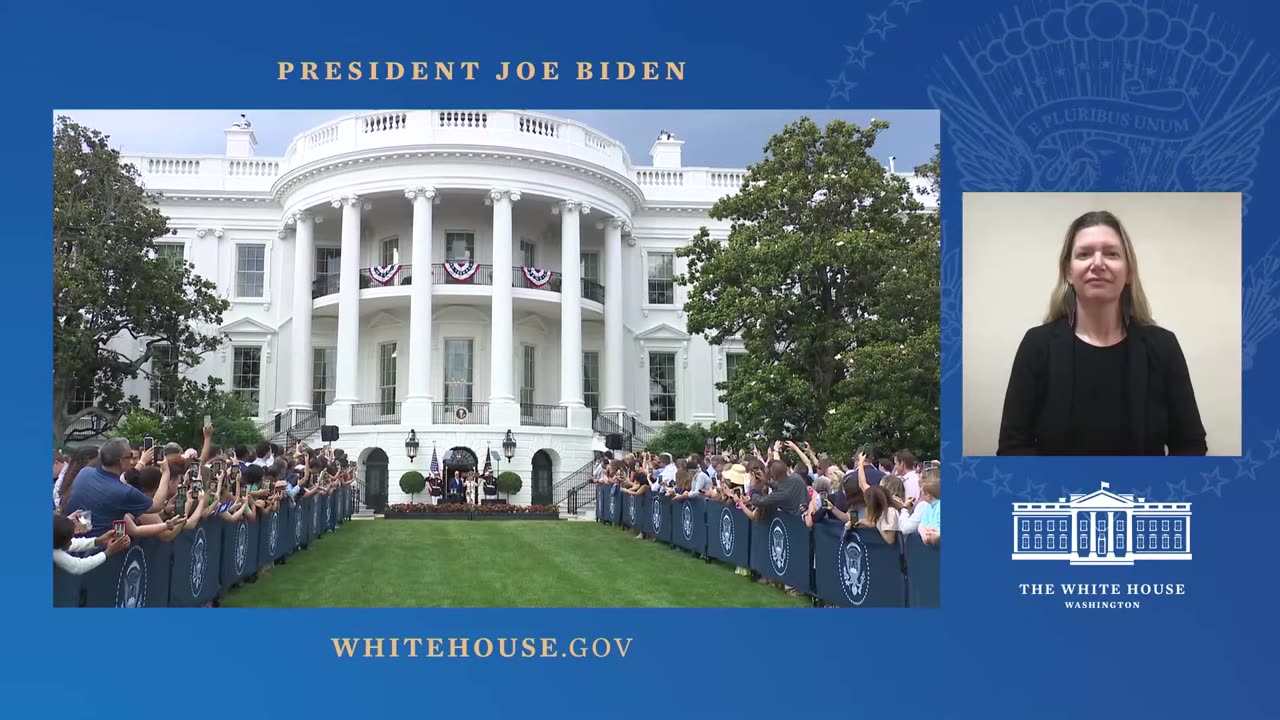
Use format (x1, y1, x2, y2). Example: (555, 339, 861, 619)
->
(503, 429, 516, 465)
(405, 429, 419, 462)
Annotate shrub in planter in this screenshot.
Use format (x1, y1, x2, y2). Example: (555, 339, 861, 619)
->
(472, 503, 558, 515)
(399, 471, 426, 503)
(383, 502, 470, 516)
(496, 472, 522, 501)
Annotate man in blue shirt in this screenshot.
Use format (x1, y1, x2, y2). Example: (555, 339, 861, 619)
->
(64, 438, 170, 536)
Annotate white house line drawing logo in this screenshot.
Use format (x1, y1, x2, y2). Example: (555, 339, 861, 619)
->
(650, 497, 663, 534)
(268, 513, 279, 555)
(627, 496, 637, 526)
(1012, 481, 1191, 565)
(769, 517, 789, 575)
(189, 528, 207, 598)
(234, 523, 248, 575)
(719, 509, 735, 556)
(607, 487, 616, 519)
(681, 503, 693, 540)
(116, 546, 147, 608)
(839, 531, 871, 606)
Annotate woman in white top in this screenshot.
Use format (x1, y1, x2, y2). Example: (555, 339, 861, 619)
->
(53, 513, 130, 575)
(849, 485, 898, 545)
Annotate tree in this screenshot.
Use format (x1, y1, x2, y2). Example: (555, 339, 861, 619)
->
(400, 471, 427, 503)
(54, 116, 229, 444)
(645, 422, 712, 459)
(496, 472, 522, 501)
(111, 378, 261, 451)
(678, 119, 940, 459)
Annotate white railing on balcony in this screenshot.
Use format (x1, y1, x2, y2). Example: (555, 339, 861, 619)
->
(125, 154, 282, 193)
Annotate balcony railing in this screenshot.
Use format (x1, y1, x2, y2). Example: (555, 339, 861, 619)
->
(520, 403, 567, 428)
(432, 263, 494, 286)
(581, 279, 605, 304)
(313, 266, 416, 299)
(512, 268, 563, 293)
(433, 402, 490, 424)
(352, 401, 401, 425)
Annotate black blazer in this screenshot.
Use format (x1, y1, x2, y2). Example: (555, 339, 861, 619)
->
(997, 318, 1207, 456)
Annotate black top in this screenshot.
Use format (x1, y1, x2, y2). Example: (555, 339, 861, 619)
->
(997, 318, 1208, 456)
(1068, 336, 1132, 455)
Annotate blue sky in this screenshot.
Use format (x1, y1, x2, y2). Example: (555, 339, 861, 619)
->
(55, 110, 938, 170)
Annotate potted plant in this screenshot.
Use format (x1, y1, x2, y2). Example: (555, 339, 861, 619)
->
(496, 472, 522, 503)
(399, 471, 426, 504)
(383, 502, 472, 520)
(472, 503, 561, 521)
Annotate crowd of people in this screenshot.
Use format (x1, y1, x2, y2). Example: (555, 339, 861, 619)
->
(52, 424, 357, 591)
(590, 439, 941, 593)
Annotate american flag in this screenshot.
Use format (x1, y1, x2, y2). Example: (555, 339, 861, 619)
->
(429, 445, 440, 477)
(483, 445, 493, 475)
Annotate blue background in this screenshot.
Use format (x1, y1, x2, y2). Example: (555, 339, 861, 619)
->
(7, 0, 1279, 717)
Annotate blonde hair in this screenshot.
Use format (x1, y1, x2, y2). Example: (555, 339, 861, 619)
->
(921, 467, 940, 499)
(1044, 211, 1155, 326)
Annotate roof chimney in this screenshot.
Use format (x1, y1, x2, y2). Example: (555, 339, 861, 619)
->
(224, 114, 257, 158)
(649, 130, 683, 168)
(889, 155, 896, 173)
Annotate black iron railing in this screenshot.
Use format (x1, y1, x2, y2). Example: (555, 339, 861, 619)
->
(552, 458, 597, 508)
(520, 403, 567, 428)
(277, 409, 321, 446)
(433, 401, 489, 424)
(592, 412, 635, 452)
(432, 263, 494, 286)
(312, 275, 340, 298)
(352, 402, 401, 425)
(581, 279, 605, 304)
(359, 264, 414, 290)
(512, 267, 563, 292)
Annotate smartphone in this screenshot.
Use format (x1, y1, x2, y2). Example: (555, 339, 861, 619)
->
(203, 414, 212, 427)
(210, 460, 224, 477)
(143, 436, 154, 452)
(112, 520, 126, 539)
(175, 489, 187, 517)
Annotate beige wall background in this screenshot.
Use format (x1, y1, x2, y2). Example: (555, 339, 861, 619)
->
(961, 192, 1242, 457)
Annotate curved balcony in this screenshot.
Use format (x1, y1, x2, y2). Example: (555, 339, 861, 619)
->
(311, 265, 605, 306)
(280, 110, 632, 180)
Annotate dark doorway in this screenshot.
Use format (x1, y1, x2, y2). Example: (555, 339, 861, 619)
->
(531, 450, 554, 505)
(364, 448, 389, 512)
(443, 446, 478, 503)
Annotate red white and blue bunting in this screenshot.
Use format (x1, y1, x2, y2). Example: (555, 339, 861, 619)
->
(522, 266, 553, 287)
(444, 260, 478, 281)
(368, 264, 402, 286)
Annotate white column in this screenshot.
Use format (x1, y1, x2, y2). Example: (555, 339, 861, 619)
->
(288, 210, 315, 411)
(329, 194, 364, 425)
(487, 189, 521, 427)
(556, 200, 591, 429)
(403, 186, 436, 425)
(601, 217, 627, 415)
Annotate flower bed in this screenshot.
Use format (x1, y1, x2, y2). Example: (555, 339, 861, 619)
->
(381, 503, 560, 520)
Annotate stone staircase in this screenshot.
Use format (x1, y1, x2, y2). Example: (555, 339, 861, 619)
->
(559, 505, 596, 522)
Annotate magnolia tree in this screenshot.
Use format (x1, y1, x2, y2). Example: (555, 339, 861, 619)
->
(678, 119, 940, 459)
(53, 116, 228, 443)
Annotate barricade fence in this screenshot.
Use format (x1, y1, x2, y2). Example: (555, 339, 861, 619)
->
(54, 486, 355, 608)
(595, 483, 940, 608)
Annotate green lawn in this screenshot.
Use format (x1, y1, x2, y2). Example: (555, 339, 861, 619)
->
(221, 520, 809, 608)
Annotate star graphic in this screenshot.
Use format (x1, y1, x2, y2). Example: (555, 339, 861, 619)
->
(845, 40, 875, 69)
(1016, 477, 1047, 501)
(1013, 86, 1024, 98)
(1264, 428, 1280, 459)
(958, 456, 982, 481)
(985, 467, 1014, 497)
(1200, 467, 1231, 497)
(1166, 478, 1193, 501)
(1233, 450, 1263, 481)
(1061, 486, 1079, 501)
(891, 0, 921, 13)
(1034, 75, 1047, 88)
(1101, 60, 1112, 69)
(1167, 77, 1178, 88)
(827, 72, 856, 102)
(1133, 485, 1152, 502)
(866, 11, 896, 40)
(1055, 67, 1066, 77)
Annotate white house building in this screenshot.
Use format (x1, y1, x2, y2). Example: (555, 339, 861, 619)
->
(1011, 482, 1192, 565)
(101, 110, 934, 509)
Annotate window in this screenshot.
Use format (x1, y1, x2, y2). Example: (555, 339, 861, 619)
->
(725, 353, 744, 422)
(583, 351, 600, 413)
(1046, 535, 1055, 550)
(647, 252, 674, 304)
(1116, 534, 1125, 550)
(520, 239, 536, 268)
(236, 245, 266, 298)
(67, 384, 95, 415)
(1021, 535, 1029, 550)
(1021, 519, 1029, 532)
(446, 231, 475, 261)
(1136, 519, 1144, 532)
(581, 252, 600, 282)
(380, 237, 400, 266)
(649, 352, 677, 421)
(315, 247, 341, 295)
(313, 348, 336, 411)
(1162, 520, 1170, 532)
(444, 339, 474, 408)
(521, 345, 536, 406)
(1161, 534, 1169, 549)
(1059, 534, 1067, 549)
(1174, 519, 1183, 531)
(1137, 535, 1144, 550)
(1060, 520, 1069, 531)
(1034, 536, 1042, 549)
(1079, 533, 1088, 549)
(378, 343, 397, 414)
(1079, 518, 1088, 531)
(156, 242, 185, 270)
(1174, 535, 1182, 549)
(1149, 534, 1156, 548)
(150, 344, 179, 417)
(1034, 520, 1042, 532)
(232, 347, 262, 410)
(1096, 516, 1106, 529)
